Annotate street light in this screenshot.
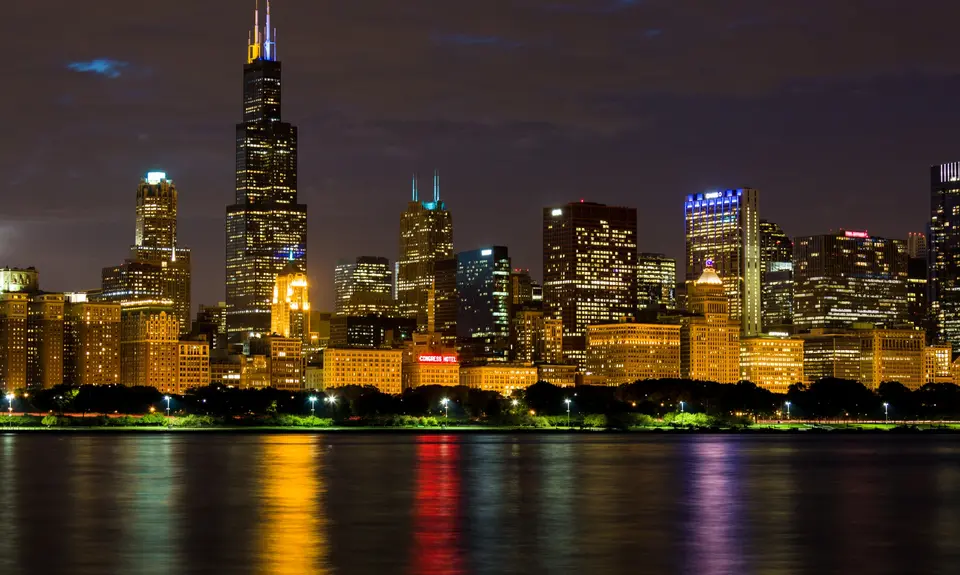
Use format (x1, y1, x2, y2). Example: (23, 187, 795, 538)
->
(511, 399, 519, 408)
(308, 395, 317, 416)
(164, 395, 171, 417)
(564, 398, 572, 427)
(5, 394, 13, 417)
(785, 401, 792, 420)
(679, 401, 685, 413)
(883, 402, 890, 424)
(325, 395, 337, 406)
(441, 397, 450, 419)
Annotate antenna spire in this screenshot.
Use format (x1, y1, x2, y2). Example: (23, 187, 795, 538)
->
(433, 169, 440, 203)
(264, 0, 275, 60)
(247, 0, 263, 63)
(412, 173, 418, 202)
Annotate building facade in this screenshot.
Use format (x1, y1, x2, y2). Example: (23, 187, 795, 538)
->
(859, 328, 924, 390)
(637, 253, 677, 310)
(795, 329, 863, 384)
(681, 265, 741, 384)
(267, 335, 302, 391)
(457, 246, 511, 362)
(177, 341, 210, 393)
(684, 189, 761, 336)
(270, 264, 310, 342)
(0, 293, 28, 392)
(63, 297, 121, 386)
(740, 336, 804, 393)
(26, 293, 64, 390)
(432, 258, 458, 345)
(793, 231, 908, 331)
(334, 256, 394, 317)
(586, 322, 681, 386)
(543, 202, 638, 366)
(120, 302, 179, 393)
(402, 334, 460, 389)
(928, 163, 960, 345)
(459, 363, 538, 396)
(323, 348, 403, 394)
(0, 268, 38, 294)
(226, 3, 307, 340)
(511, 306, 563, 364)
(925, 344, 953, 384)
(397, 172, 453, 332)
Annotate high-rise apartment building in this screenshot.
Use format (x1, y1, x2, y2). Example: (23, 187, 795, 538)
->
(0, 293, 28, 392)
(26, 293, 64, 390)
(120, 301, 179, 393)
(226, 2, 307, 340)
(99, 172, 191, 334)
(457, 246, 511, 362)
(397, 172, 453, 331)
(637, 253, 676, 310)
(586, 322, 681, 385)
(930, 163, 960, 346)
(270, 264, 310, 342)
(267, 335, 302, 390)
(793, 231, 908, 331)
(511, 305, 563, 364)
(432, 258, 458, 345)
(177, 341, 210, 394)
(543, 201, 638, 366)
(63, 294, 121, 386)
(681, 264, 741, 383)
(908, 231, 928, 260)
(334, 256, 394, 316)
(684, 189, 761, 336)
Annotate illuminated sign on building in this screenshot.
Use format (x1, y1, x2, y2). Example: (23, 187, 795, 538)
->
(704, 191, 722, 199)
(551, 208, 563, 216)
(145, 171, 166, 185)
(418, 355, 459, 364)
(481, 249, 493, 256)
(843, 230, 869, 239)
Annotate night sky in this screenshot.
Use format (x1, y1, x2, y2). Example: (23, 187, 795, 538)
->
(4, 0, 959, 310)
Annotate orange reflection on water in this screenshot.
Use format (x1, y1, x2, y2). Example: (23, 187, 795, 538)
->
(411, 435, 463, 575)
(257, 435, 328, 575)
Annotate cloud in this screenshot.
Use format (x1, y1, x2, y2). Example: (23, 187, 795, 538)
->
(432, 33, 523, 49)
(67, 59, 129, 78)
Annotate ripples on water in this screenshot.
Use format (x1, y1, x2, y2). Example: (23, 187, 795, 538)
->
(0, 433, 956, 575)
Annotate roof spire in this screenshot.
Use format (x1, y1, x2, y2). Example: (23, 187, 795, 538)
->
(412, 173, 419, 202)
(247, 0, 263, 63)
(433, 169, 440, 203)
(264, 0, 276, 61)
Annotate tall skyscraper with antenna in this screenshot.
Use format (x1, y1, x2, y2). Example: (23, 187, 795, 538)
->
(226, 1, 307, 341)
(397, 171, 453, 332)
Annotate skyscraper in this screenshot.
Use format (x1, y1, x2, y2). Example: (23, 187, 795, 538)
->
(99, 172, 192, 334)
(334, 256, 395, 317)
(681, 263, 741, 384)
(637, 253, 677, 310)
(543, 201, 638, 366)
(684, 189, 761, 336)
(63, 293, 121, 386)
(930, 162, 960, 345)
(793, 230, 908, 331)
(908, 231, 928, 259)
(432, 258, 458, 345)
(457, 246, 512, 362)
(226, 1, 307, 341)
(120, 300, 179, 392)
(397, 172, 453, 332)
(270, 264, 310, 343)
(759, 219, 794, 333)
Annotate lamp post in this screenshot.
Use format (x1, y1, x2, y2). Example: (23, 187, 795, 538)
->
(564, 398, 572, 428)
(785, 401, 792, 420)
(309, 395, 317, 416)
(164, 395, 171, 417)
(511, 399, 519, 409)
(679, 401, 685, 413)
(883, 402, 889, 424)
(5, 393, 13, 417)
(441, 398, 449, 420)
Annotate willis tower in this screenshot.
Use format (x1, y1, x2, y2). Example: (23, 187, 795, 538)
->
(226, 1, 307, 341)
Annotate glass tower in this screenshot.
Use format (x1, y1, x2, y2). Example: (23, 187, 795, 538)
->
(226, 1, 307, 341)
(456, 247, 511, 362)
(684, 188, 761, 336)
(930, 162, 960, 345)
(334, 256, 395, 317)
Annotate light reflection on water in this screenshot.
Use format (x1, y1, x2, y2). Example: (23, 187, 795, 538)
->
(0, 433, 957, 575)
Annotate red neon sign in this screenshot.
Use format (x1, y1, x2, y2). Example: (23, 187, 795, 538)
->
(418, 355, 458, 364)
(844, 230, 869, 239)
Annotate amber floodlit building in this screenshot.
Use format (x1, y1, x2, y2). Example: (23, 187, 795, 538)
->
(177, 341, 210, 393)
(271, 265, 311, 343)
(120, 301, 179, 394)
(0, 292, 28, 392)
(268, 335, 303, 391)
(323, 348, 403, 395)
(64, 295, 121, 386)
(681, 264, 741, 384)
(586, 322, 681, 386)
(925, 344, 953, 384)
(403, 333, 459, 389)
(460, 363, 538, 396)
(26, 293, 64, 390)
(740, 336, 804, 393)
(859, 328, 924, 390)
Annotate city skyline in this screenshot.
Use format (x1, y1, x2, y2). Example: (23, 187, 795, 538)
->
(3, 1, 956, 310)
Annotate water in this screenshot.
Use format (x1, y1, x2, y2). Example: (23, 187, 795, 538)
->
(0, 432, 956, 575)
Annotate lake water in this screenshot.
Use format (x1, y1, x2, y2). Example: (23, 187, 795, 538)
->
(0, 432, 956, 574)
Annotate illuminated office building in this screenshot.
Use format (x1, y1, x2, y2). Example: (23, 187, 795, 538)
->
(908, 231, 928, 259)
(681, 264, 740, 384)
(925, 344, 953, 384)
(402, 333, 460, 389)
(323, 347, 403, 394)
(793, 231, 908, 331)
(586, 322, 681, 386)
(63, 295, 121, 386)
(859, 328, 924, 390)
(226, 2, 307, 340)
(740, 336, 804, 393)
(334, 256, 394, 317)
(192, 302, 229, 351)
(758, 219, 793, 333)
(0, 293, 28, 392)
(537, 364, 576, 387)
(684, 189, 761, 336)
(795, 329, 863, 384)
(432, 258, 458, 345)
(459, 363, 538, 396)
(120, 300, 179, 393)
(543, 202, 638, 367)
(397, 172, 453, 331)
(457, 246, 511, 362)
(759, 220, 792, 273)
(637, 253, 676, 310)
(510, 269, 535, 308)
(0, 268, 38, 294)
(511, 305, 563, 364)
(329, 314, 416, 349)
(26, 293, 64, 390)
(267, 335, 302, 390)
(99, 171, 192, 335)
(270, 264, 310, 342)
(907, 256, 929, 333)
(930, 162, 960, 346)
(177, 340, 210, 394)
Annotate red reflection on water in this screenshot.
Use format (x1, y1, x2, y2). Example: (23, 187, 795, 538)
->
(410, 435, 463, 575)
